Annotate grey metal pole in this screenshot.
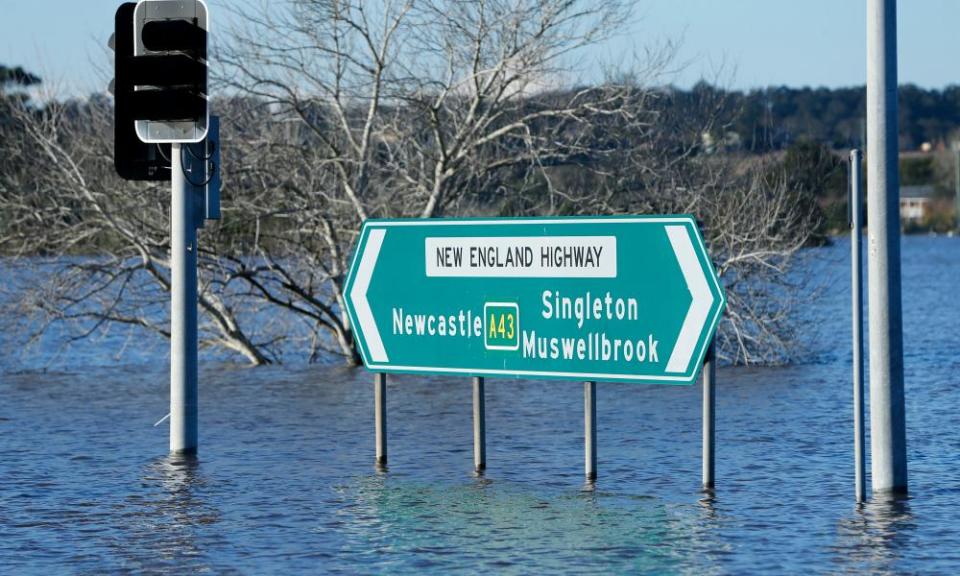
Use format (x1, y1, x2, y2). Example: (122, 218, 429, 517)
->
(866, 0, 908, 495)
(170, 143, 198, 454)
(702, 340, 715, 490)
(473, 377, 486, 472)
(954, 148, 960, 231)
(851, 149, 867, 504)
(375, 372, 387, 466)
(584, 381, 597, 480)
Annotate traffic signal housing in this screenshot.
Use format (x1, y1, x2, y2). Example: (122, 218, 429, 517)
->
(110, 2, 170, 181)
(132, 0, 209, 143)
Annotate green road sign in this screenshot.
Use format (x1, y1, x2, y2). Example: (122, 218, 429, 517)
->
(343, 216, 725, 384)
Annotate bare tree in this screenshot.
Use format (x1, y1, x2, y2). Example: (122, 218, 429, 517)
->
(556, 85, 820, 364)
(0, 97, 275, 364)
(479, 80, 821, 364)
(214, 0, 642, 363)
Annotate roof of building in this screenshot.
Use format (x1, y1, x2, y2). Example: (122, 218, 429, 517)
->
(900, 185, 936, 200)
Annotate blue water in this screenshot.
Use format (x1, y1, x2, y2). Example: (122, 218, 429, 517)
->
(2, 237, 959, 574)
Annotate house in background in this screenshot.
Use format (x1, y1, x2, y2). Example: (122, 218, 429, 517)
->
(899, 185, 935, 224)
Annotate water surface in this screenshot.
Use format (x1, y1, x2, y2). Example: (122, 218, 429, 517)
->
(2, 237, 959, 574)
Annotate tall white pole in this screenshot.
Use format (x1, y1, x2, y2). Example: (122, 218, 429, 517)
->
(866, 0, 908, 495)
(850, 149, 866, 503)
(170, 143, 199, 454)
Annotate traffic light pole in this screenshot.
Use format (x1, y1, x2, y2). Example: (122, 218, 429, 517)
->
(170, 143, 199, 455)
(114, 0, 210, 455)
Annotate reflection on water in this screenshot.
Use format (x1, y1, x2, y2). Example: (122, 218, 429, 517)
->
(833, 495, 916, 575)
(697, 490, 719, 521)
(334, 473, 692, 574)
(110, 455, 220, 571)
(2, 237, 960, 573)
(148, 455, 215, 558)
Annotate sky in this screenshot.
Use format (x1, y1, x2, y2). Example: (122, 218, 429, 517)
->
(0, 0, 958, 96)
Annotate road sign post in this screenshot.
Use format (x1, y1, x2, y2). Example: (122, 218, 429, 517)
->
(345, 216, 725, 475)
(702, 340, 716, 490)
(585, 381, 597, 481)
(375, 372, 387, 467)
(473, 377, 486, 473)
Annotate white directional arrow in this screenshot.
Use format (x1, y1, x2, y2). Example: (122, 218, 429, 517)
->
(664, 225, 715, 374)
(350, 229, 389, 362)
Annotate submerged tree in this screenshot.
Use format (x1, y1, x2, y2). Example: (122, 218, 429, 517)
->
(1, 2, 820, 367)
(0, 97, 273, 364)
(213, 0, 642, 363)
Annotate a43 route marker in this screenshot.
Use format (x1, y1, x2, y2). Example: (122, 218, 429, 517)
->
(344, 216, 725, 384)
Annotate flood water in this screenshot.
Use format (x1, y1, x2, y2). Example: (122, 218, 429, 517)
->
(2, 237, 959, 574)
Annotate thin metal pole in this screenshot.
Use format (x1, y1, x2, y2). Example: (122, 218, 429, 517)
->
(170, 143, 198, 455)
(851, 149, 867, 503)
(866, 0, 908, 495)
(954, 148, 960, 231)
(702, 340, 715, 490)
(584, 381, 597, 480)
(375, 372, 387, 466)
(473, 377, 486, 472)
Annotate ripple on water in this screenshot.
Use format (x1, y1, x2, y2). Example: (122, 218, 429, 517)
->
(2, 237, 960, 573)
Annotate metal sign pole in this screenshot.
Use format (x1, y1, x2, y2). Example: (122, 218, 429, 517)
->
(170, 143, 199, 454)
(702, 340, 715, 490)
(473, 377, 486, 472)
(955, 148, 960, 232)
(375, 373, 388, 466)
(851, 149, 867, 503)
(585, 381, 597, 481)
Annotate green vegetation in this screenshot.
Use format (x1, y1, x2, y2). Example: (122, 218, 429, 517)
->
(678, 82, 960, 234)
(0, 65, 40, 88)
(778, 140, 846, 237)
(686, 82, 960, 153)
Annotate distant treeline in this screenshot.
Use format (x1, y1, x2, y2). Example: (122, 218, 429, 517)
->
(671, 82, 960, 152)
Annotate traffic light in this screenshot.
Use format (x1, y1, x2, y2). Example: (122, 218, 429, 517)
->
(109, 2, 170, 181)
(132, 0, 209, 143)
